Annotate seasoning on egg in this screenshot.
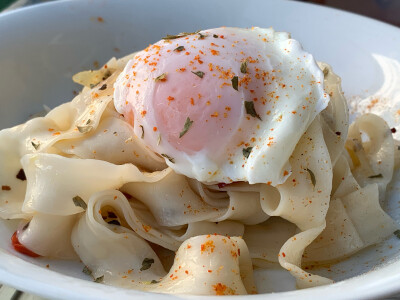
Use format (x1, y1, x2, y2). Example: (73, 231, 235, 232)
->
(244, 101, 262, 120)
(231, 76, 239, 91)
(240, 61, 248, 74)
(179, 117, 194, 138)
(154, 73, 167, 82)
(174, 46, 185, 52)
(191, 71, 205, 78)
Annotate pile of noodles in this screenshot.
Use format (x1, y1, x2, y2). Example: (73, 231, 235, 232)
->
(0, 53, 398, 295)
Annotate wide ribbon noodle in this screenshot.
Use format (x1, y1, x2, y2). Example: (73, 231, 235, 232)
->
(0, 54, 398, 295)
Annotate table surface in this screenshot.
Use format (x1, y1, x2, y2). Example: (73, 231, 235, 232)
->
(0, 0, 399, 299)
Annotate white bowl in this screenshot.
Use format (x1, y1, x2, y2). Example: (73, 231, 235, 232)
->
(0, 0, 400, 299)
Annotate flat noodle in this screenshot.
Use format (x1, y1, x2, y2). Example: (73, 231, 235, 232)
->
(20, 153, 169, 216)
(54, 116, 166, 171)
(261, 118, 332, 231)
(122, 171, 223, 226)
(243, 217, 297, 264)
(71, 192, 166, 287)
(151, 235, 257, 295)
(211, 190, 269, 225)
(72, 190, 255, 294)
(339, 183, 398, 246)
(346, 114, 395, 199)
(278, 222, 333, 288)
(18, 213, 78, 259)
(305, 184, 398, 263)
(303, 198, 364, 262)
(331, 154, 360, 198)
(0, 51, 397, 296)
(260, 118, 333, 287)
(318, 62, 349, 166)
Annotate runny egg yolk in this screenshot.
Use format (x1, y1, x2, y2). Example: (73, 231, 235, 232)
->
(114, 27, 328, 184)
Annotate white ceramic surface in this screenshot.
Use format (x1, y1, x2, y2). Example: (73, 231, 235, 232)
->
(0, 0, 400, 299)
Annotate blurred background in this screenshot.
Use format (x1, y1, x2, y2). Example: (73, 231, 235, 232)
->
(1, 0, 399, 27)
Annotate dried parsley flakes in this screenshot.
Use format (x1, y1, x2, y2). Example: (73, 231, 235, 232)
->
(231, 76, 239, 91)
(368, 174, 383, 179)
(72, 196, 87, 210)
(140, 258, 155, 271)
(82, 266, 92, 276)
(240, 61, 248, 74)
(244, 101, 262, 120)
(154, 73, 167, 82)
(306, 169, 316, 187)
(179, 117, 193, 138)
(161, 154, 175, 164)
(191, 71, 205, 78)
(174, 46, 185, 52)
(77, 125, 93, 134)
(31, 141, 40, 150)
(242, 147, 253, 159)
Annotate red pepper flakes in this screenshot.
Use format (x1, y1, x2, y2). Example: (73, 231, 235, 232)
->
(142, 224, 151, 232)
(153, 127, 158, 132)
(200, 240, 215, 254)
(213, 283, 228, 295)
(1, 185, 11, 191)
(141, 110, 147, 117)
(167, 96, 175, 101)
(282, 252, 286, 257)
(210, 112, 219, 118)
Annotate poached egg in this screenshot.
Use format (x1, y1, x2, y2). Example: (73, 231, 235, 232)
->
(114, 27, 328, 185)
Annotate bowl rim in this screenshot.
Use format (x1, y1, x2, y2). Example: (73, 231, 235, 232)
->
(0, 0, 400, 299)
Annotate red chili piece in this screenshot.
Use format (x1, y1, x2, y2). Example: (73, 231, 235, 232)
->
(11, 231, 40, 258)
